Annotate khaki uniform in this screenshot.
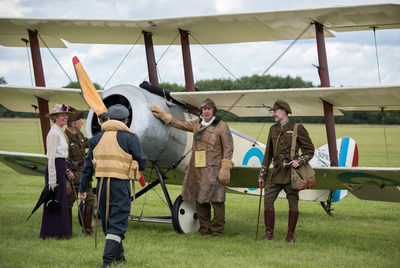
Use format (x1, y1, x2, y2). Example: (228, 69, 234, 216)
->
(168, 115, 233, 235)
(259, 120, 314, 210)
(65, 128, 94, 207)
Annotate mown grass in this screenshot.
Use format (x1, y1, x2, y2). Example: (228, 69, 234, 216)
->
(0, 118, 399, 267)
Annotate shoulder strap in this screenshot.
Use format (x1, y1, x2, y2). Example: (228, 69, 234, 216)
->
(290, 123, 299, 159)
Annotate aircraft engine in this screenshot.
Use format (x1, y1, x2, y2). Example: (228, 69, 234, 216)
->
(85, 84, 189, 165)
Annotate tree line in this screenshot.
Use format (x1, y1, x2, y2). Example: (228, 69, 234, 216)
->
(1, 75, 399, 124)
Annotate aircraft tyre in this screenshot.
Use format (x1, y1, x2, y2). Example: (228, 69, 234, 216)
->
(172, 195, 200, 234)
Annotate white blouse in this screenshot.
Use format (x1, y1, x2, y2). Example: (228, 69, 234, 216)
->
(46, 124, 68, 183)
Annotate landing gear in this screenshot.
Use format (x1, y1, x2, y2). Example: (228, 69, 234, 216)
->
(172, 195, 200, 234)
(320, 190, 334, 216)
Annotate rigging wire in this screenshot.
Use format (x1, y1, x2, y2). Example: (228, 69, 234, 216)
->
(103, 33, 143, 90)
(372, 27, 382, 86)
(381, 107, 390, 167)
(22, 38, 34, 87)
(190, 33, 240, 81)
(142, 32, 180, 82)
(37, 33, 73, 83)
(22, 38, 43, 154)
(252, 105, 273, 146)
(372, 28, 389, 166)
(261, 22, 314, 76)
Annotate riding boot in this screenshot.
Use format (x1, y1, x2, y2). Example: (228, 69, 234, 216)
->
(116, 241, 126, 264)
(261, 210, 275, 240)
(285, 210, 299, 242)
(83, 205, 94, 236)
(103, 239, 120, 267)
(68, 208, 72, 229)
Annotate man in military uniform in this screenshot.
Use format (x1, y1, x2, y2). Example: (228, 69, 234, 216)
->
(151, 98, 234, 237)
(258, 100, 314, 242)
(78, 104, 147, 267)
(65, 110, 95, 235)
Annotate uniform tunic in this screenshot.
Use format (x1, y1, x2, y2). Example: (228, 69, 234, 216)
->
(64, 128, 94, 207)
(259, 120, 314, 211)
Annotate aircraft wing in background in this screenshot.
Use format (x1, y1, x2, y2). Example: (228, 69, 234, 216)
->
(0, 85, 102, 112)
(171, 85, 400, 117)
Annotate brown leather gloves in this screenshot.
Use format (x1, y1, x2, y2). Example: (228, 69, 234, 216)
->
(151, 105, 172, 124)
(219, 159, 234, 184)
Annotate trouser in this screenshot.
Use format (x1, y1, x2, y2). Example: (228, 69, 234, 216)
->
(196, 201, 225, 236)
(67, 180, 95, 208)
(97, 177, 131, 239)
(264, 183, 299, 211)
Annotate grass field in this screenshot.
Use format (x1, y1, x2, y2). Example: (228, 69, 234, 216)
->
(0, 118, 399, 267)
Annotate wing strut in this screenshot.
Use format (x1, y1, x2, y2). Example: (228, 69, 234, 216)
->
(315, 22, 338, 167)
(28, 29, 50, 153)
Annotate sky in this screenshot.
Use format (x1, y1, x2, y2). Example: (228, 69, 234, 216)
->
(0, 0, 399, 90)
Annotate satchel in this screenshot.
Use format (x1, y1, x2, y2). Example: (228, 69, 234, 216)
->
(289, 124, 316, 190)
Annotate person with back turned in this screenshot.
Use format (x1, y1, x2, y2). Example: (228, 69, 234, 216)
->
(258, 100, 314, 242)
(78, 104, 147, 267)
(151, 98, 234, 237)
(64, 110, 95, 235)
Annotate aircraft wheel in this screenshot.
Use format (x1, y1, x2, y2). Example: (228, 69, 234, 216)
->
(172, 195, 200, 234)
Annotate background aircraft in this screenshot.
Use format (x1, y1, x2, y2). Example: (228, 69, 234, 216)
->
(0, 4, 399, 233)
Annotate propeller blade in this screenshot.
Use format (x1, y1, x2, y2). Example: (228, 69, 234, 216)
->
(73, 56, 107, 116)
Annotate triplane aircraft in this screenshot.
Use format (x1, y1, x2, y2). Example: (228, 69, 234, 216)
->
(0, 4, 399, 233)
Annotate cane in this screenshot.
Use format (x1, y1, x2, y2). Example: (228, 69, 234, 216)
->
(255, 186, 263, 241)
(71, 180, 87, 237)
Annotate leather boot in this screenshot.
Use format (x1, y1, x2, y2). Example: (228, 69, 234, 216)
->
(83, 205, 94, 236)
(68, 208, 72, 229)
(285, 210, 299, 242)
(116, 241, 126, 264)
(103, 239, 120, 267)
(261, 210, 275, 240)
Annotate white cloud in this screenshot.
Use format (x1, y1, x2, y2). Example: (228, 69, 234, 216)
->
(0, 0, 30, 17)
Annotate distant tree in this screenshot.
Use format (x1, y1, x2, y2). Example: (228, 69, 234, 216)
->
(159, 82, 185, 92)
(0, 76, 6, 84)
(64, 81, 101, 90)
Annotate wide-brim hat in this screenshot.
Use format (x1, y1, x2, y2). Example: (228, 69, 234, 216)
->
(45, 104, 73, 118)
(271, 100, 292, 114)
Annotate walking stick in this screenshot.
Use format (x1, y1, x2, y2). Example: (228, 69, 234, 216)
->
(255, 186, 263, 241)
(71, 181, 87, 237)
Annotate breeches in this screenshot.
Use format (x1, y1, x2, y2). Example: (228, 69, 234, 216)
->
(196, 201, 225, 235)
(97, 178, 131, 239)
(264, 183, 299, 211)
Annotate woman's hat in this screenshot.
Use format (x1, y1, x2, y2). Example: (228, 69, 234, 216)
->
(45, 104, 73, 118)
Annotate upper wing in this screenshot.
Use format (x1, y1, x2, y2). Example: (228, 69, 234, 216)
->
(0, 4, 399, 47)
(170, 85, 400, 117)
(0, 85, 102, 112)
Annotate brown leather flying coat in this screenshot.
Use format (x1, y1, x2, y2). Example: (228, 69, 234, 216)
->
(169, 116, 234, 203)
(259, 120, 314, 184)
(65, 128, 90, 184)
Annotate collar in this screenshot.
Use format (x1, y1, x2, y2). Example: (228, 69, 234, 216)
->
(101, 120, 131, 132)
(200, 115, 216, 127)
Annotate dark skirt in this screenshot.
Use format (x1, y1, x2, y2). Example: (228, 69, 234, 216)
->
(40, 158, 72, 239)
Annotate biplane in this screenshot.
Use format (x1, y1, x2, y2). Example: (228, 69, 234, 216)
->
(0, 3, 400, 234)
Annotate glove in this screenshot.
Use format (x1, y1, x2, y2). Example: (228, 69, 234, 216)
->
(151, 105, 172, 124)
(218, 159, 234, 185)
